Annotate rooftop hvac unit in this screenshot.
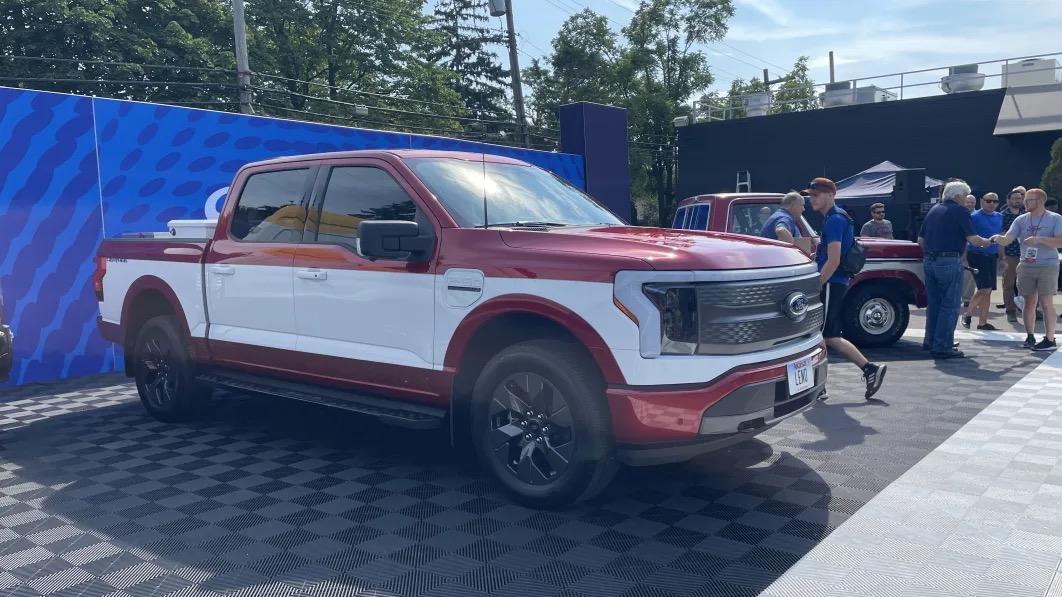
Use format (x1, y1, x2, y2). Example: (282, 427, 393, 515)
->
(744, 92, 771, 117)
(941, 64, 986, 93)
(821, 83, 895, 107)
(1002, 58, 1062, 88)
(821, 81, 853, 107)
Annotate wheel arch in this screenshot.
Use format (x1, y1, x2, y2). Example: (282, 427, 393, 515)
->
(445, 294, 624, 446)
(850, 270, 923, 306)
(120, 277, 194, 375)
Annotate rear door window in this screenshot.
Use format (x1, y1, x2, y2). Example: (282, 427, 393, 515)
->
(690, 205, 710, 230)
(230, 168, 310, 242)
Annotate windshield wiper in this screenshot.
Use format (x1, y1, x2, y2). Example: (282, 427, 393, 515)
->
(486, 221, 568, 228)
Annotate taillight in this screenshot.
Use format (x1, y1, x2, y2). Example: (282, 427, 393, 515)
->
(93, 257, 106, 301)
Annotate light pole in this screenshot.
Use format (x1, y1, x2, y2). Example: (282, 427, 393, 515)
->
(231, 0, 254, 114)
(490, 0, 530, 148)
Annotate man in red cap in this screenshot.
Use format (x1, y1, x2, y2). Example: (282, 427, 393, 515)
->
(806, 177, 887, 399)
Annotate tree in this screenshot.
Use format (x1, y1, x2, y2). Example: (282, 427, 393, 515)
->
(429, 0, 511, 120)
(623, 0, 734, 225)
(0, 0, 235, 104)
(711, 56, 815, 120)
(244, 0, 464, 134)
(772, 56, 817, 113)
(1043, 137, 1062, 202)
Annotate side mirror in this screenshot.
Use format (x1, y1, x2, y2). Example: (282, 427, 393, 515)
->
(358, 220, 433, 261)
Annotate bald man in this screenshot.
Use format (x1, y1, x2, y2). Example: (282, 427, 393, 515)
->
(991, 188, 1062, 351)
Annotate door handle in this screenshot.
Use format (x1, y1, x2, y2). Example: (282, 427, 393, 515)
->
(296, 269, 327, 281)
(209, 264, 235, 276)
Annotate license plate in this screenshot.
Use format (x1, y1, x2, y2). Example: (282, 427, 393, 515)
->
(787, 357, 813, 395)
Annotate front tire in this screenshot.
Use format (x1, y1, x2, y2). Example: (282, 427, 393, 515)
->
(471, 339, 617, 508)
(133, 316, 211, 422)
(843, 285, 909, 348)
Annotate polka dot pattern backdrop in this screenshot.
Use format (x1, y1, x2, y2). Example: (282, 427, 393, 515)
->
(0, 87, 586, 386)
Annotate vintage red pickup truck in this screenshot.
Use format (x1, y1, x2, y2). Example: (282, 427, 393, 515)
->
(673, 193, 927, 347)
(97, 150, 827, 506)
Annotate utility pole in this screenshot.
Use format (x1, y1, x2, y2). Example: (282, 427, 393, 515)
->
(492, 0, 530, 148)
(231, 0, 254, 114)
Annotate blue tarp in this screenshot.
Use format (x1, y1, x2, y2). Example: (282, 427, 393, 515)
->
(836, 160, 944, 200)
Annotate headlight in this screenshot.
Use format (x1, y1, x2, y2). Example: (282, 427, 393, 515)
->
(643, 284, 699, 355)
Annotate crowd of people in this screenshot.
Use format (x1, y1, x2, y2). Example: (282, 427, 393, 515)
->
(755, 178, 1062, 401)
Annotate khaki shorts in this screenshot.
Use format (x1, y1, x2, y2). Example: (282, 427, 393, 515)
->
(1016, 263, 1060, 297)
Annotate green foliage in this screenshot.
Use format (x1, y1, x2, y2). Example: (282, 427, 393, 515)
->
(1043, 137, 1062, 201)
(524, 0, 736, 225)
(428, 0, 510, 119)
(713, 56, 815, 119)
(0, 0, 235, 104)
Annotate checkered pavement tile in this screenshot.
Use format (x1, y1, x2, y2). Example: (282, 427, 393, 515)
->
(0, 338, 1047, 596)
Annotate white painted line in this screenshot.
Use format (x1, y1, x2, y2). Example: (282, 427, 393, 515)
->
(903, 327, 1031, 343)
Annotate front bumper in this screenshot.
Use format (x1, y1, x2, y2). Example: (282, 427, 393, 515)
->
(607, 347, 827, 466)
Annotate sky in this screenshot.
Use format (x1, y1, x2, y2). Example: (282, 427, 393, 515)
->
(499, 0, 1062, 98)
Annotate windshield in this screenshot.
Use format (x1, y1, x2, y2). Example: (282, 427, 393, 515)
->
(405, 157, 623, 228)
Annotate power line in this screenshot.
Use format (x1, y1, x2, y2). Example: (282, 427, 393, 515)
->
(0, 54, 235, 75)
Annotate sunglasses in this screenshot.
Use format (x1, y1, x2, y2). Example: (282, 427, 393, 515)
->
(872, 210, 885, 214)
(983, 199, 998, 204)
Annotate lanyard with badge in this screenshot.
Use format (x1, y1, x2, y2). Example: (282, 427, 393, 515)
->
(1022, 212, 1047, 263)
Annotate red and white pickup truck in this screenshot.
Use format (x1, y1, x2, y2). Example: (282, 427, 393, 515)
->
(674, 193, 927, 347)
(97, 150, 827, 506)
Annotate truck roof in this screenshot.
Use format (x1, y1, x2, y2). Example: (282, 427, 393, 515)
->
(677, 193, 786, 208)
(243, 149, 534, 170)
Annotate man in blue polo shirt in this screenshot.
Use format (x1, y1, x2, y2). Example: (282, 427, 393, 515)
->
(806, 177, 886, 400)
(918, 180, 995, 358)
(962, 193, 1003, 330)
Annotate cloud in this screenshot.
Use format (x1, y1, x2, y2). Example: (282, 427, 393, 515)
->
(736, 0, 796, 26)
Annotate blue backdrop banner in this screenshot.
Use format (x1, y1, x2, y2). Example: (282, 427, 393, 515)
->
(0, 86, 586, 386)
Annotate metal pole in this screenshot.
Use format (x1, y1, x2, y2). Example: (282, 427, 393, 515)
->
(899, 73, 904, 100)
(829, 51, 835, 83)
(232, 0, 254, 114)
(503, 0, 530, 148)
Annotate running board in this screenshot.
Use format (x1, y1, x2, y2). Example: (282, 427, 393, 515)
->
(198, 371, 445, 430)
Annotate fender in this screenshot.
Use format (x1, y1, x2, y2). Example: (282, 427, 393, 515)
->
(443, 293, 627, 385)
(120, 276, 208, 361)
(851, 269, 928, 307)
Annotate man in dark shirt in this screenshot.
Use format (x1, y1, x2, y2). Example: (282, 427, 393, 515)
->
(806, 177, 886, 399)
(918, 180, 995, 358)
(1000, 187, 1025, 321)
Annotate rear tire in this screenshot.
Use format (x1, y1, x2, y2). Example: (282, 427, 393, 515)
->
(843, 285, 909, 348)
(471, 338, 617, 508)
(133, 316, 211, 422)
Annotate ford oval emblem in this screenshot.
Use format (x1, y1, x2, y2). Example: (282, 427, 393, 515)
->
(783, 291, 809, 321)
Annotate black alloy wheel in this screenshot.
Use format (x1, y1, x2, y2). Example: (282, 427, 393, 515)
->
(138, 332, 178, 410)
(487, 372, 575, 486)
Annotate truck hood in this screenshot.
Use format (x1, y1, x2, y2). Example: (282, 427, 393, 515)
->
(500, 226, 811, 271)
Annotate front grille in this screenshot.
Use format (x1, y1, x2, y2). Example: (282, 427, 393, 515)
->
(694, 273, 822, 355)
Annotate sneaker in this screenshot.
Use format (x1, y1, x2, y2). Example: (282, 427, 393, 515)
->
(1023, 334, 1037, 349)
(932, 350, 966, 359)
(862, 363, 887, 399)
(962, 315, 972, 329)
(1032, 339, 1057, 352)
(977, 323, 998, 331)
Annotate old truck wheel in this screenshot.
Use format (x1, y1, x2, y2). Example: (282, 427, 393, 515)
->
(471, 339, 617, 508)
(133, 316, 211, 422)
(843, 285, 909, 348)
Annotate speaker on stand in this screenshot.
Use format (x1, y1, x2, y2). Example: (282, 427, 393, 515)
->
(891, 169, 927, 240)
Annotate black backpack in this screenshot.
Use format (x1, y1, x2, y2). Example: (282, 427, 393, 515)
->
(838, 213, 867, 276)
